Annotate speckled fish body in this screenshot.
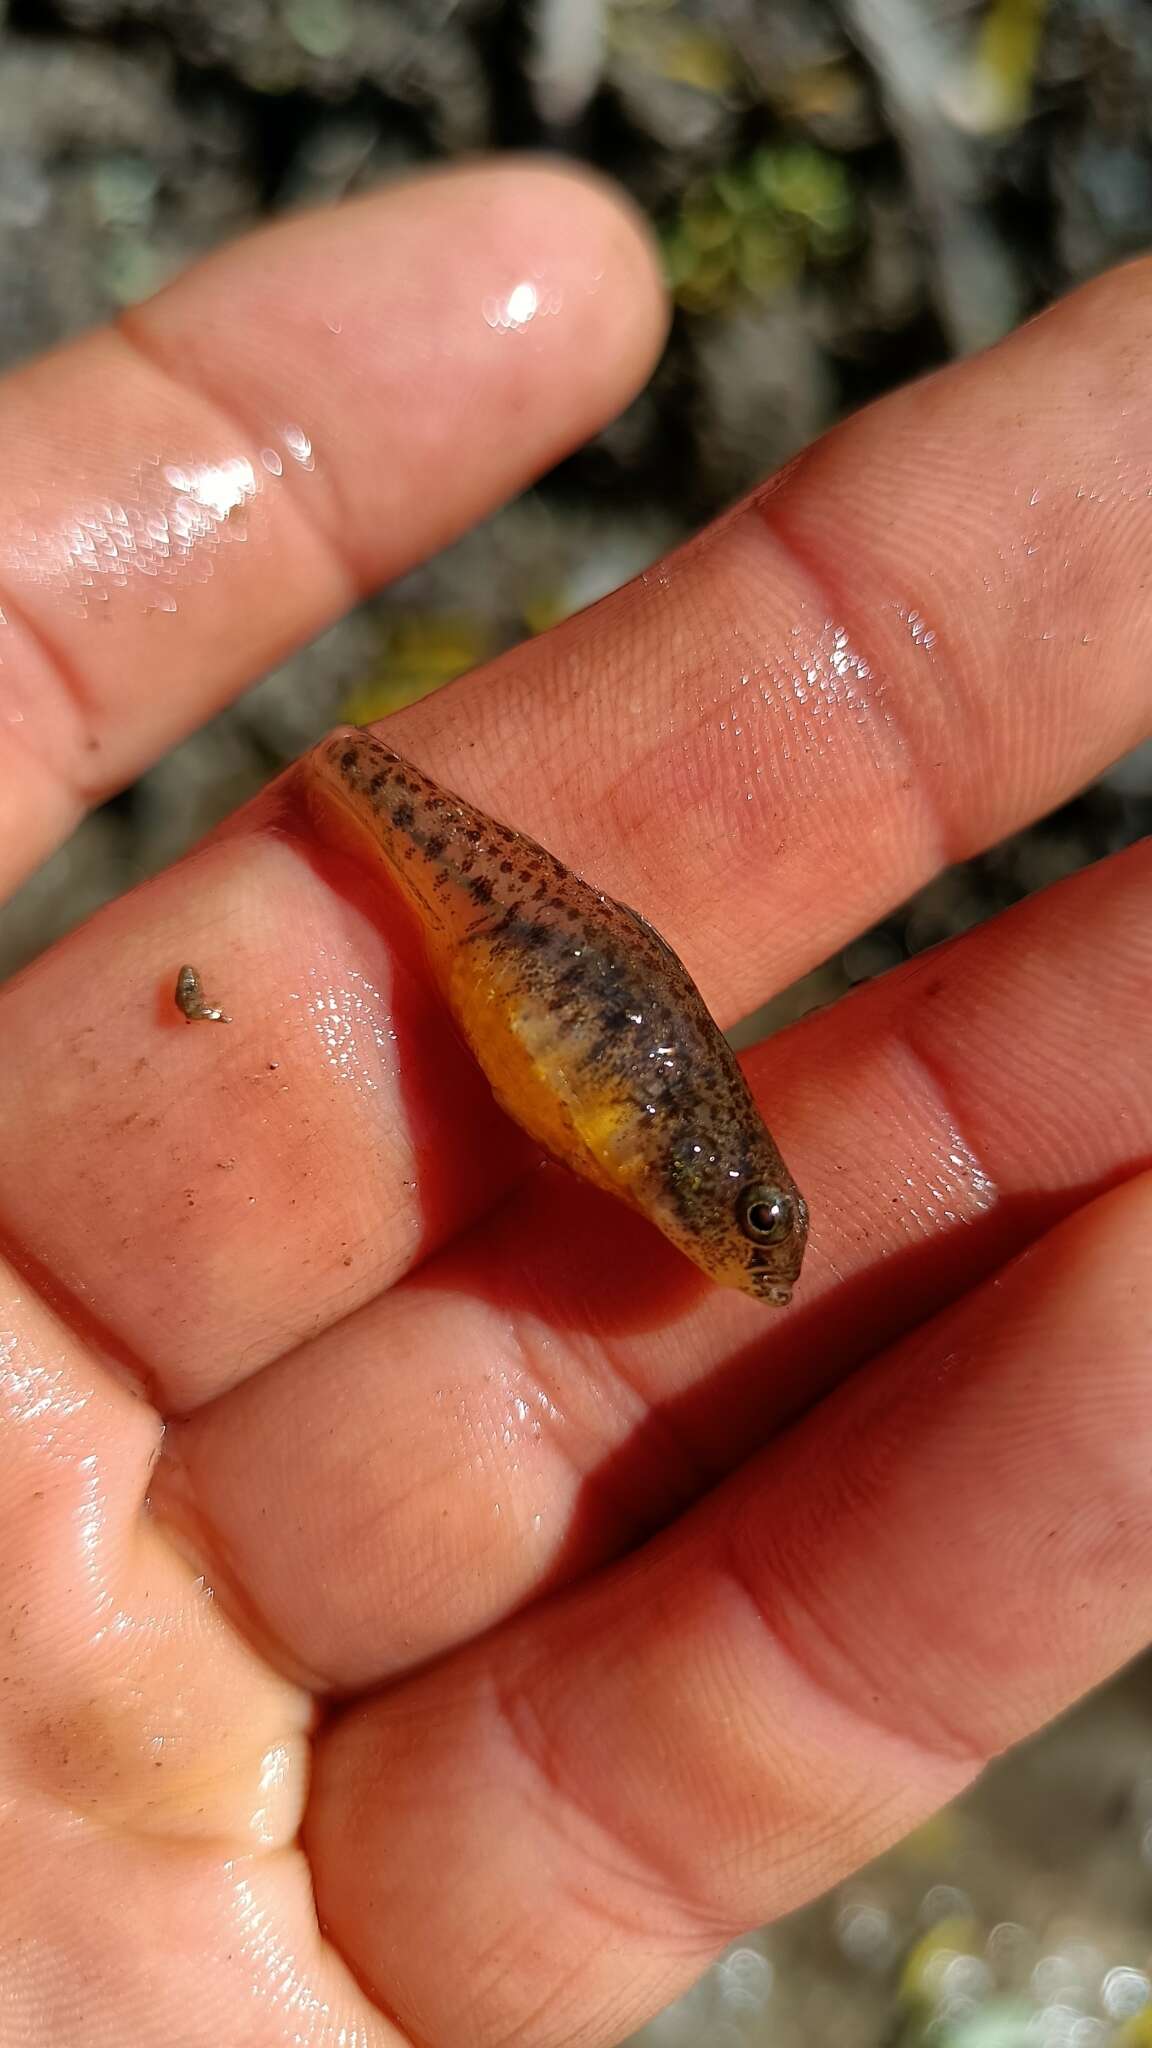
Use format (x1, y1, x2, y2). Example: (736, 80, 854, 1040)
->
(310, 726, 809, 1304)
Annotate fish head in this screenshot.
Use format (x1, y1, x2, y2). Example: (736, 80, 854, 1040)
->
(654, 1130, 809, 1306)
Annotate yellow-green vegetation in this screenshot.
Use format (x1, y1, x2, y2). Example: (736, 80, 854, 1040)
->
(891, 1912, 1017, 2046)
(339, 566, 592, 727)
(661, 144, 857, 314)
(898, 1912, 984, 2008)
(340, 615, 496, 724)
(968, 0, 1049, 131)
(606, 0, 740, 95)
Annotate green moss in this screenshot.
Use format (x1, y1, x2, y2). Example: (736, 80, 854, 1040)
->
(660, 144, 857, 314)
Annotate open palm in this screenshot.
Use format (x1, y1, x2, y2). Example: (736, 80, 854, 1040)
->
(1, 163, 1149, 2048)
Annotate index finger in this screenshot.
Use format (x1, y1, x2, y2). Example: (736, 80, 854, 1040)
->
(0, 160, 666, 890)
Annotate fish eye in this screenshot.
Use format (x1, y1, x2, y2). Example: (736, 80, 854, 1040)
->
(737, 1183, 795, 1245)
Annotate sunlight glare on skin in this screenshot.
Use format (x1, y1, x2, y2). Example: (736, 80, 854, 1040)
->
(698, 600, 903, 818)
(226, 1871, 379, 2046)
(281, 423, 314, 471)
(894, 1124, 1000, 1237)
(0, 414, 319, 622)
(0, 1322, 92, 1437)
(785, 615, 877, 724)
(0, 454, 263, 617)
(250, 1740, 298, 1849)
(290, 959, 401, 1091)
(482, 276, 565, 332)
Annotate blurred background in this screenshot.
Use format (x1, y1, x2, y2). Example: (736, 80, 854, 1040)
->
(0, 2, 1149, 2043)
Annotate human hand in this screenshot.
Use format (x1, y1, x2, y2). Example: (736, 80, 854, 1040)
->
(0, 162, 1149, 2048)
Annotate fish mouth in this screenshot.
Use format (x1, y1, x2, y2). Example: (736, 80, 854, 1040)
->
(750, 1270, 793, 1308)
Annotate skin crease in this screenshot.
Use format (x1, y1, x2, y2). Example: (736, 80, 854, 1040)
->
(0, 160, 1149, 2048)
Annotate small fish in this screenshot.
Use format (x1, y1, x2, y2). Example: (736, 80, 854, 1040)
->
(308, 727, 808, 1305)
